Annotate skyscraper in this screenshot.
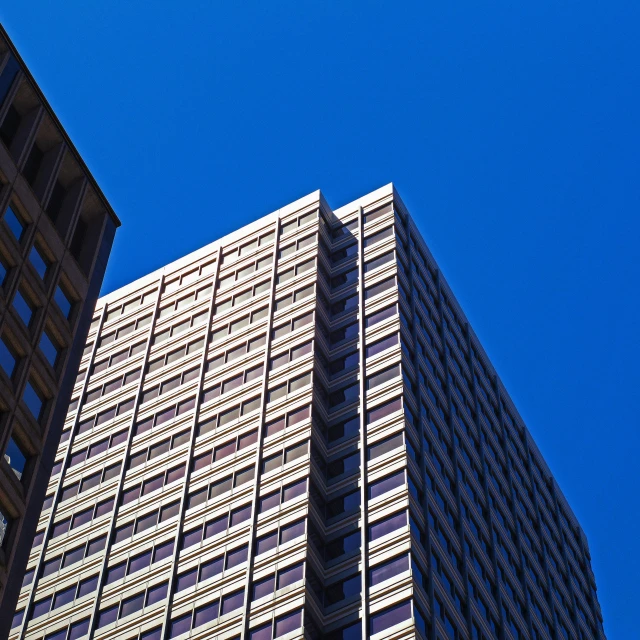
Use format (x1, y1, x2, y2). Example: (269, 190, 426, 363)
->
(14, 185, 604, 640)
(0, 27, 120, 635)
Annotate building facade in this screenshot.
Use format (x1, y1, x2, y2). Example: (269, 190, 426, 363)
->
(13, 185, 604, 640)
(0, 26, 120, 635)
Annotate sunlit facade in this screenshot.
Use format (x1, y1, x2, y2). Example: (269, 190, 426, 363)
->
(14, 185, 604, 640)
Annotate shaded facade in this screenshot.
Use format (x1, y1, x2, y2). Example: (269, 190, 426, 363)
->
(0, 26, 120, 637)
(14, 185, 604, 640)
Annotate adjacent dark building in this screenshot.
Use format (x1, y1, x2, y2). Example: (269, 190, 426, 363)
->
(0, 25, 120, 637)
(13, 185, 604, 640)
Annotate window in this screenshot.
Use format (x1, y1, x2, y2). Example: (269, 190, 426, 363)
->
(326, 414, 359, 443)
(225, 544, 248, 568)
(369, 511, 407, 541)
(324, 573, 360, 606)
(363, 226, 393, 248)
(365, 276, 396, 300)
(23, 380, 45, 421)
(3, 205, 25, 241)
(368, 433, 403, 460)
(365, 250, 394, 272)
(0, 255, 9, 286)
(370, 600, 411, 635)
(275, 610, 302, 637)
(0, 335, 17, 377)
(370, 554, 409, 586)
(331, 242, 358, 264)
(367, 364, 400, 389)
(368, 471, 405, 500)
(252, 575, 275, 601)
(5, 435, 28, 481)
(278, 562, 304, 589)
(29, 245, 50, 279)
(194, 601, 219, 628)
(367, 397, 402, 424)
(40, 331, 61, 367)
(54, 285, 73, 319)
(259, 479, 307, 513)
(364, 203, 393, 223)
(366, 333, 399, 358)
(30, 596, 53, 620)
(366, 304, 397, 327)
(97, 604, 118, 628)
(13, 290, 34, 326)
(220, 589, 244, 615)
(0, 506, 12, 549)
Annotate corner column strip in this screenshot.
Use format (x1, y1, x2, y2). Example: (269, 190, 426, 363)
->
(357, 205, 369, 640)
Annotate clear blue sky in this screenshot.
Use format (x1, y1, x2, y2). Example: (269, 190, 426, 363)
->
(3, 2, 638, 636)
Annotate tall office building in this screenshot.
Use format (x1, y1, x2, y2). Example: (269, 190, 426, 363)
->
(0, 27, 120, 635)
(14, 185, 604, 640)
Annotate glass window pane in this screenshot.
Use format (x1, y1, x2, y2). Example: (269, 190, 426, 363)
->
(204, 516, 226, 539)
(68, 618, 90, 640)
(194, 600, 219, 628)
(274, 610, 302, 637)
(367, 397, 402, 424)
(153, 540, 174, 562)
(282, 479, 306, 502)
(42, 556, 61, 577)
(369, 511, 407, 541)
(252, 575, 275, 601)
(277, 562, 303, 589)
(280, 519, 305, 544)
(0, 336, 16, 376)
(368, 471, 405, 500)
(97, 605, 118, 628)
(368, 433, 403, 460)
(4, 205, 25, 241)
(145, 581, 167, 605)
(106, 562, 126, 585)
(39, 331, 60, 367)
(63, 545, 84, 568)
(225, 544, 248, 568)
(370, 554, 409, 586)
(5, 436, 27, 479)
(259, 491, 280, 513)
(169, 614, 191, 638)
(221, 589, 244, 615)
(140, 627, 162, 640)
(52, 585, 75, 609)
(230, 504, 251, 526)
(128, 550, 151, 574)
(370, 600, 411, 635)
(11, 609, 24, 630)
(176, 568, 197, 591)
(13, 291, 33, 326)
(78, 575, 98, 598)
(250, 623, 272, 640)
(255, 532, 277, 555)
(199, 556, 223, 582)
(54, 285, 73, 318)
(29, 246, 49, 279)
(23, 381, 44, 420)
